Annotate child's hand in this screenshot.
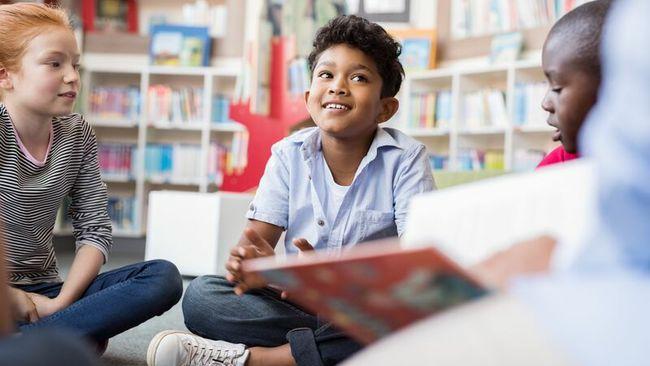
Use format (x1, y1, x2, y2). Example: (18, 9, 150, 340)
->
(226, 228, 276, 295)
(470, 235, 557, 290)
(26, 292, 64, 318)
(8, 287, 39, 323)
(292, 238, 314, 255)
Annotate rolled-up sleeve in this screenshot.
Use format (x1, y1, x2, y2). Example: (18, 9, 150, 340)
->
(68, 122, 112, 262)
(393, 144, 436, 236)
(245, 141, 290, 229)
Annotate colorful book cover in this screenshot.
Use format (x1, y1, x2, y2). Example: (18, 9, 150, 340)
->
(150, 25, 211, 67)
(243, 239, 488, 344)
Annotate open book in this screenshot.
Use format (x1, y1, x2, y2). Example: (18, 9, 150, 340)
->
(405, 160, 596, 270)
(243, 239, 488, 344)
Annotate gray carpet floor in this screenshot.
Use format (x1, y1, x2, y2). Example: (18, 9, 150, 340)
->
(57, 241, 191, 366)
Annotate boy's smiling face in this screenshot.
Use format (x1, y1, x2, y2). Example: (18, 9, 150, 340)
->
(541, 36, 600, 154)
(305, 44, 398, 140)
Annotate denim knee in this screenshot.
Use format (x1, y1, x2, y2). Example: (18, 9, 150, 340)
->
(182, 276, 232, 332)
(146, 259, 183, 308)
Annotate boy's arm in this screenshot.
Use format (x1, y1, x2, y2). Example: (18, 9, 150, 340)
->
(243, 219, 285, 251)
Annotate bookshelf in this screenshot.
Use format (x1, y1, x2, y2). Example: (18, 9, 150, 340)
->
(392, 59, 559, 172)
(223, 36, 310, 192)
(399, 0, 588, 171)
(55, 61, 245, 238)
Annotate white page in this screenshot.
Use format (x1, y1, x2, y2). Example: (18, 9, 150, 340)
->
(403, 160, 596, 269)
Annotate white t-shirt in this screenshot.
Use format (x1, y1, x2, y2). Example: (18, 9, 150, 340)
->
(323, 157, 350, 226)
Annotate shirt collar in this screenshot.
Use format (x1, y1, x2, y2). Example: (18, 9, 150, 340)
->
(290, 127, 402, 162)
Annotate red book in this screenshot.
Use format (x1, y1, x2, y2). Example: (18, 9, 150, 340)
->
(243, 239, 487, 344)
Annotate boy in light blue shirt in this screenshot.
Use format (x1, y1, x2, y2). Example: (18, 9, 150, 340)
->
(147, 15, 435, 366)
(247, 121, 434, 255)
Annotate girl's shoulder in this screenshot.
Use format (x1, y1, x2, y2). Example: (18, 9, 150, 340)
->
(0, 104, 10, 134)
(53, 112, 87, 128)
(52, 113, 95, 146)
(53, 113, 93, 135)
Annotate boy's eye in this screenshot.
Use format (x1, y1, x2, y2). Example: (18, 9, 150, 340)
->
(50, 62, 61, 68)
(317, 71, 332, 79)
(351, 75, 367, 82)
(551, 87, 562, 93)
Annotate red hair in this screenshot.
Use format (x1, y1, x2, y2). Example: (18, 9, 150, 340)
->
(0, 3, 71, 73)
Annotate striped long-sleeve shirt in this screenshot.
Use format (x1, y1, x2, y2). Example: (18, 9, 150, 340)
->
(0, 104, 112, 285)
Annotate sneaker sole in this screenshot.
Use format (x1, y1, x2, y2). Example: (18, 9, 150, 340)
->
(146, 330, 189, 366)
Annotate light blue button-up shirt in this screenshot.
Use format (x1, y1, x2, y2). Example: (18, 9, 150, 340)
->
(512, 1, 650, 365)
(246, 126, 435, 254)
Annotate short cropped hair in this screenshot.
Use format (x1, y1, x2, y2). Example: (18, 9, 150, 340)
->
(547, 0, 613, 76)
(307, 15, 404, 98)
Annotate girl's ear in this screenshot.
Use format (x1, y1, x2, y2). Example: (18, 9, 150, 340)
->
(0, 66, 13, 91)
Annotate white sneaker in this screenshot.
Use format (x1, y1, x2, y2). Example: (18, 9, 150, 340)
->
(147, 330, 250, 366)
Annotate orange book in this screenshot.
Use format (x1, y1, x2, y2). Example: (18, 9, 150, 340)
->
(243, 239, 488, 344)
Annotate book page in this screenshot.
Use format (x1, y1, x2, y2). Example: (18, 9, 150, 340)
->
(403, 160, 596, 269)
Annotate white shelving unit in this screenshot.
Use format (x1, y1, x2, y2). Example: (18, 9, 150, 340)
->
(392, 59, 559, 171)
(55, 62, 243, 238)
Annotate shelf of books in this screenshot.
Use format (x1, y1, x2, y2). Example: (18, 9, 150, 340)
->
(55, 62, 246, 238)
(450, 0, 595, 39)
(393, 59, 559, 173)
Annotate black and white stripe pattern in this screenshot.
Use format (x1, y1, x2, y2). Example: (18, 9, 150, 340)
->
(0, 104, 112, 285)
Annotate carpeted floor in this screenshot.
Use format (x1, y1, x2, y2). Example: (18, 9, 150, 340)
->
(56, 240, 192, 366)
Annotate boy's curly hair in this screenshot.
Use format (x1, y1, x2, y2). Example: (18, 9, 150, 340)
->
(307, 15, 404, 98)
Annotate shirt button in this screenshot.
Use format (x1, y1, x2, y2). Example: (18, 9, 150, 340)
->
(308, 175, 311, 180)
(317, 219, 325, 226)
(249, 203, 255, 211)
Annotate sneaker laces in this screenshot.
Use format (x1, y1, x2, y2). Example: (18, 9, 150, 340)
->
(180, 334, 246, 366)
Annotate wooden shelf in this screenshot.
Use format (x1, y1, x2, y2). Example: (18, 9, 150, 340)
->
(458, 126, 507, 135)
(89, 117, 139, 128)
(148, 122, 204, 131)
(210, 122, 246, 132)
(146, 177, 203, 186)
(514, 125, 554, 133)
(435, 0, 551, 63)
(404, 128, 450, 137)
(102, 174, 135, 183)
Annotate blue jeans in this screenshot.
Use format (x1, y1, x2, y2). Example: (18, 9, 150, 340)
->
(0, 329, 98, 366)
(17, 259, 182, 343)
(183, 275, 363, 366)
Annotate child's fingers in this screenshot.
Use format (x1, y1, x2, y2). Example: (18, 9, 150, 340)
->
(234, 283, 248, 296)
(293, 238, 314, 252)
(27, 308, 39, 323)
(225, 272, 236, 283)
(230, 245, 244, 258)
(225, 258, 243, 281)
(238, 245, 260, 259)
